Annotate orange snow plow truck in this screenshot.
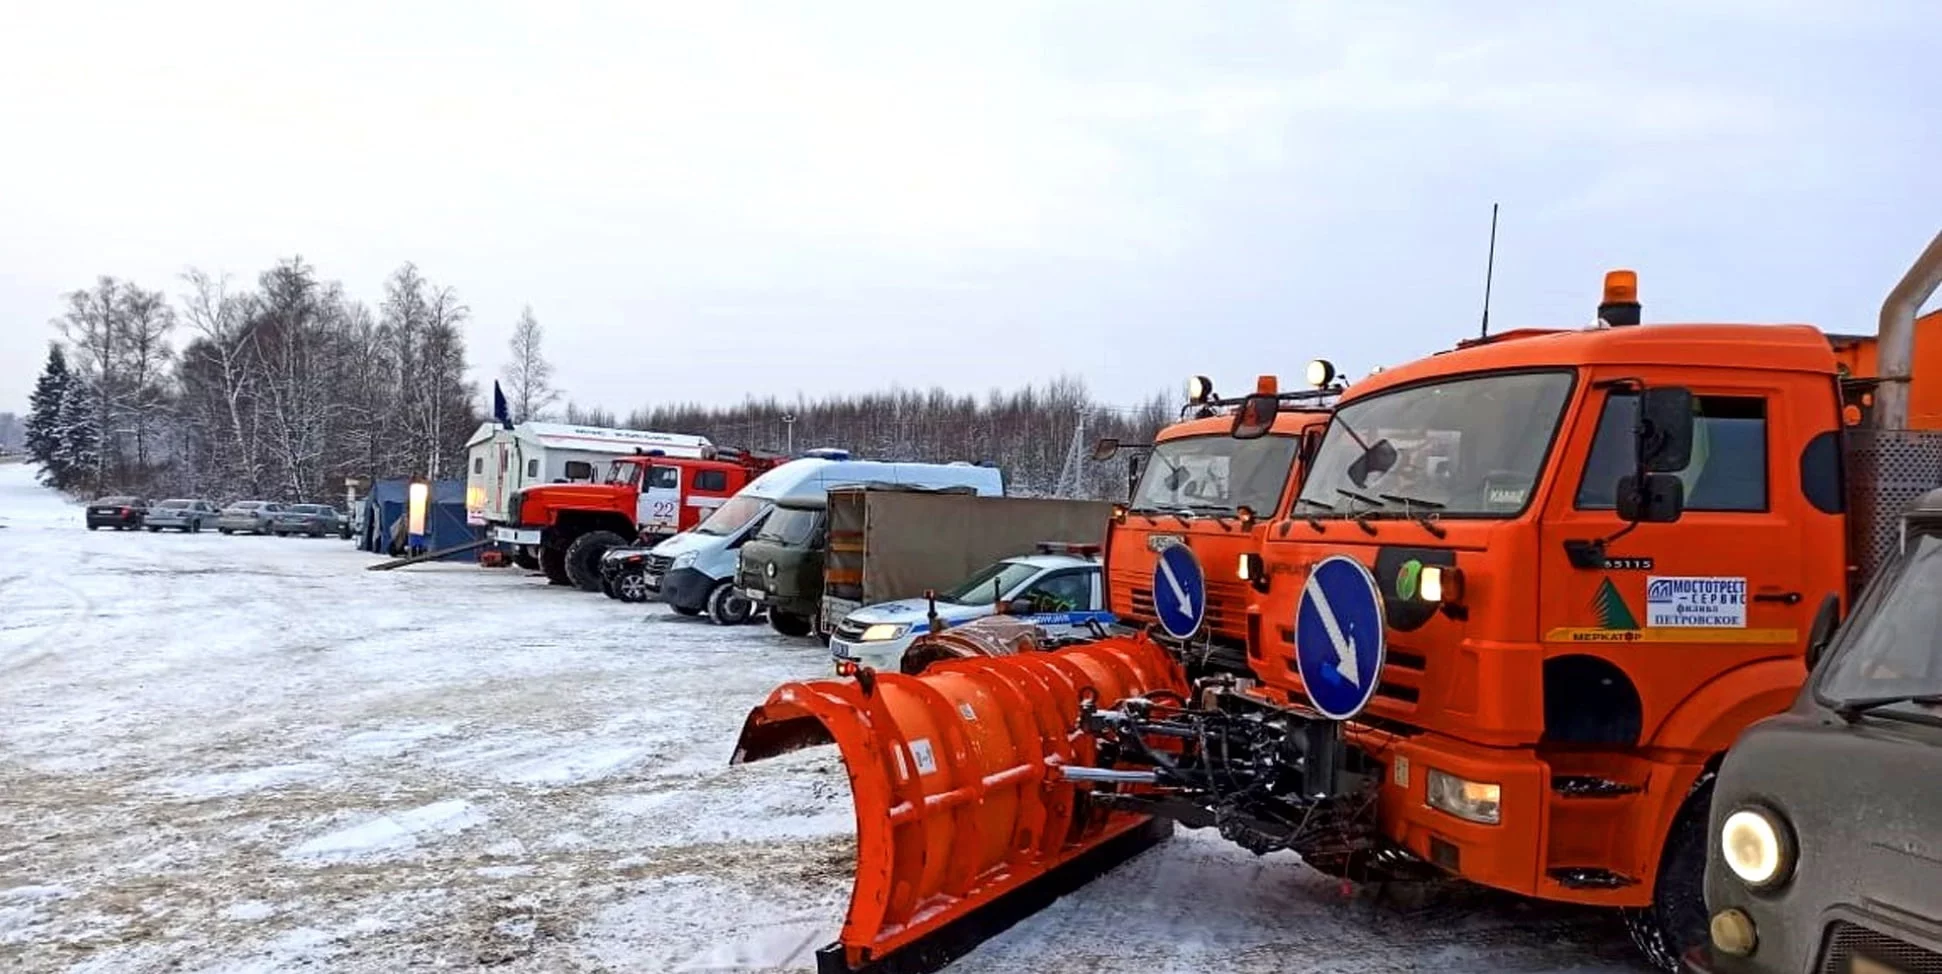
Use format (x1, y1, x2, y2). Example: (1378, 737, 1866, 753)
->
(732, 230, 1942, 974)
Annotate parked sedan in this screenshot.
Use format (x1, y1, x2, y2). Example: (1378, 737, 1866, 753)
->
(270, 504, 350, 538)
(217, 501, 285, 535)
(145, 498, 218, 532)
(85, 495, 150, 531)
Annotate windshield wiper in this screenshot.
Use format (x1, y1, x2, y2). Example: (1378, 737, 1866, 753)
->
(1335, 489, 1380, 536)
(1293, 497, 1332, 532)
(1836, 693, 1942, 722)
(1378, 492, 1448, 539)
(1183, 503, 1239, 529)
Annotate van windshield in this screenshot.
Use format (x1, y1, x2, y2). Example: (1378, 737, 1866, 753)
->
(755, 506, 824, 546)
(694, 495, 768, 536)
(1295, 370, 1574, 518)
(1818, 533, 1942, 717)
(1130, 434, 1298, 516)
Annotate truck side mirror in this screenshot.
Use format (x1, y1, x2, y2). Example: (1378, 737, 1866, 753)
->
(1616, 472, 1685, 523)
(1804, 593, 1842, 671)
(1347, 439, 1398, 488)
(1231, 394, 1278, 440)
(1090, 438, 1121, 461)
(1639, 387, 1695, 473)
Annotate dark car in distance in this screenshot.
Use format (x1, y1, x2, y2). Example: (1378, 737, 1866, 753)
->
(86, 495, 149, 530)
(1687, 488, 1942, 974)
(599, 544, 654, 602)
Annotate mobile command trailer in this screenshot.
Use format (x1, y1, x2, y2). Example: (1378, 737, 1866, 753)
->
(463, 421, 712, 528)
(726, 232, 1942, 974)
(642, 456, 1003, 626)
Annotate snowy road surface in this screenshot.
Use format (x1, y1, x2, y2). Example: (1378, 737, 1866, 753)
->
(0, 461, 1643, 973)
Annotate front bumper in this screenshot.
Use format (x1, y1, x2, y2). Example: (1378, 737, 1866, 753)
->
(491, 526, 544, 546)
(217, 518, 265, 532)
(87, 512, 142, 527)
(651, 567, 717, 611)
(144, 515, 192, 528)
(829, 633, 918, 673)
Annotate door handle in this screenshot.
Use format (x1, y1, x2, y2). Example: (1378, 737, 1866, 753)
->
(1753, 591, 1802, 605)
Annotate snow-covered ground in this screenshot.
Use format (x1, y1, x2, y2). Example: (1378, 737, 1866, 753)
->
(0, 460, 1643, 973)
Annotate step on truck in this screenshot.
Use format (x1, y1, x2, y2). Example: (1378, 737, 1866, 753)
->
(727, 230, 1942, 974)
(491, 446, 784, 591)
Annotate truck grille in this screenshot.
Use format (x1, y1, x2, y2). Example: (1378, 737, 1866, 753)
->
(1128, 579, 1251, 640)
(644, 554, 673, 576)
(1820, 920, 1942, 974)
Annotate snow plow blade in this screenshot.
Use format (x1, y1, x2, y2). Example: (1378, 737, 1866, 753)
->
(731, 639, 1187, 974)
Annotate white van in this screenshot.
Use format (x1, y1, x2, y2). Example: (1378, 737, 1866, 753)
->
(640, 457, 1004, 624)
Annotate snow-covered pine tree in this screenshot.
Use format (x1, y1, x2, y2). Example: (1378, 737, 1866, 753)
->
(53, 378, 101, 493)
(25, 344, 74, 486)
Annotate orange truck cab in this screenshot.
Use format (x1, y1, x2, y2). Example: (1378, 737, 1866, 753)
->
(492, 448, 782, 591)
(1073, 254, 1942, 972)
(1093, 371, 1338, 673)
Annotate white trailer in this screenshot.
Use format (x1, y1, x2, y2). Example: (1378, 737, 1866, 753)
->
(464, 421, 713, 526)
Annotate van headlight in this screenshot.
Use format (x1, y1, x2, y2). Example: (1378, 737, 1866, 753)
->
(670, 551, 697, 571)
(1426, 769, 1501, 825)
(859, 624, 910, 642)
(1722, 807, 1795, 889)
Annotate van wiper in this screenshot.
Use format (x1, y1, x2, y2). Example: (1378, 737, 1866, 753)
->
(1836, 693, 1942, 722)
(1183, 503, 1238, 529)
(1378, 492, 1448, 539)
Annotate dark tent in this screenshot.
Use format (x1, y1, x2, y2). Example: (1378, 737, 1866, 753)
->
(356, 479, 479, 561)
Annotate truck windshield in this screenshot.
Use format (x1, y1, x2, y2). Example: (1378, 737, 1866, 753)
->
(694, 495, 768, 536)
(604, 461, 641, 488)
(940, 560, 1040, 605)
(1295, 370, 1574, 518)
(755, 506, 824, 546)
(1130, 434, 1299, 516)
(1817, 533, 1942, 717)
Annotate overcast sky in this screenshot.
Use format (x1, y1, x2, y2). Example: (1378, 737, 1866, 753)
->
(3, 1, 1937, 419)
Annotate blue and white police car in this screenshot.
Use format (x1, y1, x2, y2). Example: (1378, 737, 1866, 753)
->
(828, 544, 1115, 673)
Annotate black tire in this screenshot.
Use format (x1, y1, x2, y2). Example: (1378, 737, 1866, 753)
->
(671, 604, 702, 617)
(219, 528, 233, 535)
(768, 610, 813, 637)
(705, 580, 755, 626)
(601, 575, 620, 599)
(1623, 772, 1716, 973)
(88, 524, 99, 531)
(513, 550, 541, 571)
(540, 544, 571, 586)
(614, 570, 651, 603)
(148, 526, 161, 533)
(564, 530, 627, 593)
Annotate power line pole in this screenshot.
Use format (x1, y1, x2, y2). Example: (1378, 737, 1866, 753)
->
(1055, 414, 1087, 497)
(781, 413, 796, 455)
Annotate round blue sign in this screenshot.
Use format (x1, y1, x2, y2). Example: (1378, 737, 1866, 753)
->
(1150, 544, 1206, 641)
(1294, 555, 1387, 720)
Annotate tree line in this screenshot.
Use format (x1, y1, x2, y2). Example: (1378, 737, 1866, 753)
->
(22, 257, 1177, 504)
(24, 258, 477, 502)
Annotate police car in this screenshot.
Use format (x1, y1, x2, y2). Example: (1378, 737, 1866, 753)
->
(827, 544, 1115, 673)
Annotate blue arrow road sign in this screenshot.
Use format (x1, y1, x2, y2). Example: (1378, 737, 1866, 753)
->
(1151, 544, 1206, 640)
(1295, 555, 1387, 720)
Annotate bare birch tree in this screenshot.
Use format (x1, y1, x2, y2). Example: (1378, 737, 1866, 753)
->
(503, 306, 558, 423)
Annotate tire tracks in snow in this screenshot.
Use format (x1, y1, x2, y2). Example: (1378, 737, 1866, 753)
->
(0, 571, 94, 677)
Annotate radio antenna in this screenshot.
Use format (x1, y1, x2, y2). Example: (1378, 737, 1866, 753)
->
(1479, 203, 1499, 339)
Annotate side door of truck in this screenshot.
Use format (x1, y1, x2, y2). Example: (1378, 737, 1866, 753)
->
(639, 464, 682, 533)
(1536, 367, 1838, 749)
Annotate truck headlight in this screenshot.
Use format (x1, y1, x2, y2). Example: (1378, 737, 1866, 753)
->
(1426, 769, 1501, 825)
(859, 624, 910, 642)
(670, 551, 697, 571)
(1419, 565, 1464, 604)
(1722, 807, 1794, 889)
